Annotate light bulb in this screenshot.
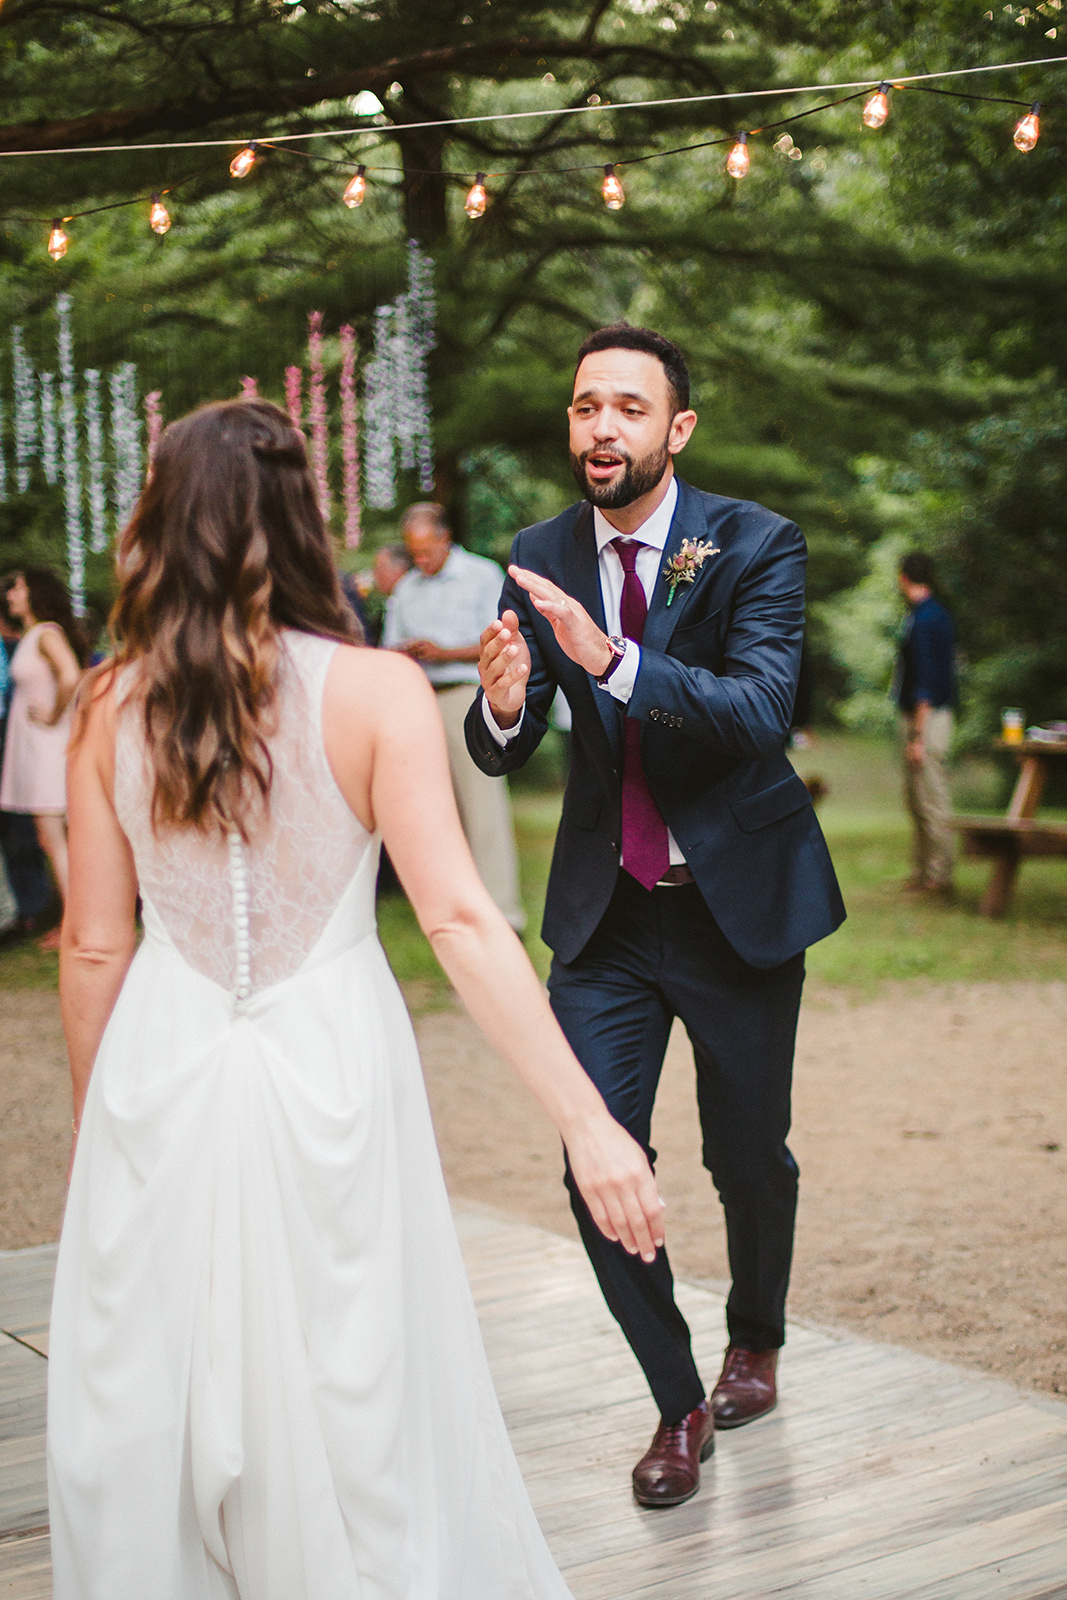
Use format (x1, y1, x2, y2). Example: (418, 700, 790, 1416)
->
(464, 173, 488, 219)
(863, 84, 891, 129)
(229, 142, 258, 179)
(149, 195, 171, 235)
(725, 133, 750, 180)
(343, 165, 367, 207)
(601, 164, 625, 210)
(47, 220, 68, 260)
(1013, 102, 1041, 152)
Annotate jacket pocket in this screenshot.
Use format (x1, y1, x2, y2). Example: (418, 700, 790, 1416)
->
(730, 773, 811, 833)
(669, 607, 724, 646)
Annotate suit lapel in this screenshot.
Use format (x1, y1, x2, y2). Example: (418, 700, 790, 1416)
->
(642, 478, 722, 654)
(563, 504, 622, 759)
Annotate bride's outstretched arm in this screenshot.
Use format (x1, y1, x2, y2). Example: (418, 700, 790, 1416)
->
(323, 646, 666, 1265)
(60, 680, 139, 1161)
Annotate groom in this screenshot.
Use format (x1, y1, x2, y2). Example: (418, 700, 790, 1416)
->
(465, 324, 844, 1507)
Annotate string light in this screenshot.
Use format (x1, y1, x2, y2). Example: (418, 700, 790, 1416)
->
(342, 165, 367, 207)
(4, 63, 1057, 247)
(725, 132, 750, 179)
(1013, 100, 1041, 150)
(229, 141, 259, 179)
(601, 164, 625, 209)
(863, 82, 892, 128)
(149, 194, 171, 234)
(464, 172, 488, 218)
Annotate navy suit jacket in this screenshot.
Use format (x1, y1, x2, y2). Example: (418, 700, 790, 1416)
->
(464, 477, 845, 969)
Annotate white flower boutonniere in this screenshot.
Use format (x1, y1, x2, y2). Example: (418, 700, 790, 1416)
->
(663, 538, 719, 606)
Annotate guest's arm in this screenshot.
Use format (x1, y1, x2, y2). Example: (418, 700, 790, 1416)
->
(31, 625, 82, 727)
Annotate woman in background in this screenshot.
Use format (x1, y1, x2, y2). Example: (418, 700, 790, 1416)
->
(0, 567, 86, 949)
(51, 399, 664, 1600)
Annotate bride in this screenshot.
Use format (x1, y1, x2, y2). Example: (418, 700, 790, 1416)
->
(50, 398, 664, 1600)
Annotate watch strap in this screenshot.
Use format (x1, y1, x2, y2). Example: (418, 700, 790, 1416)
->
(596, 636, 627, 685)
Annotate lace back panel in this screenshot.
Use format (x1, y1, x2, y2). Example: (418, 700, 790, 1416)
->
(115, 632, 370, 994)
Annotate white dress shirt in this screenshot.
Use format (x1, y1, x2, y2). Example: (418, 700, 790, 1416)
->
(483, 475, 685, 863)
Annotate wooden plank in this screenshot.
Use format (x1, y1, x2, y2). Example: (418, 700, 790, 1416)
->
(0, 1530, 52, 1600)
(458, 1212, 1067, 1600)
(3, 1214, 1067, 1597)
(0, 1250, 55, 1362)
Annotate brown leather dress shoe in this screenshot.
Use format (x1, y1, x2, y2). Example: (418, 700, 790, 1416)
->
(710, 1346, 778, 1429)
(632, 1399, 714, 1507)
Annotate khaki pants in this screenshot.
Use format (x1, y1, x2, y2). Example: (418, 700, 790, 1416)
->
(901, 707, 954, 887)
(435, 684, 526, 933)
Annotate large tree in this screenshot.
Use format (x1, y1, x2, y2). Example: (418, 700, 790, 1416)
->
(0, 0, 1063, 722)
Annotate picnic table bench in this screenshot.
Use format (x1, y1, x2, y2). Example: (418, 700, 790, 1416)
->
(951, 738, 1067, 916)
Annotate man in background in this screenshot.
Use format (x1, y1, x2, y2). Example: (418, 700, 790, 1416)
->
(356, 543, 412, 647)
(385, 503, 525, 931)
(896, 551, 957, 895)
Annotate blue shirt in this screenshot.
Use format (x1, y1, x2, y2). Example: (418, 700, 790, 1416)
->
(896, 596, 957, 711)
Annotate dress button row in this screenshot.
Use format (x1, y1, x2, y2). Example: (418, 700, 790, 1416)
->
(649, 709, 684, 728)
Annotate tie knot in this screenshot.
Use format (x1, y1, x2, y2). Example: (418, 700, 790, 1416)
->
(611, 537, 644, 574)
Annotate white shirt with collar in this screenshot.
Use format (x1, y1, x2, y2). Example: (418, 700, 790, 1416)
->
(483, 474, 686, 864)
(383, 544, 505, 688)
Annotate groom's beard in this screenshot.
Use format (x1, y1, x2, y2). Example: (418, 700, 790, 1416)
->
(570, 435, 672, 510)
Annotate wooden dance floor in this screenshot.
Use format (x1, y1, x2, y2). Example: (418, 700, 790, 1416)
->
(3, 1209, 1067, 1597)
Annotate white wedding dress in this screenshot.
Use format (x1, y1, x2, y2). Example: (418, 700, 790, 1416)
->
(48, 631, 574, 1600)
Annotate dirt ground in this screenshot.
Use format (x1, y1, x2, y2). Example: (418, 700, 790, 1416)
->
(3, 979, 1066, 1399)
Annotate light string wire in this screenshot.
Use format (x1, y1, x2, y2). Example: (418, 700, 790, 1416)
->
(5, 58, 1061, 229)
(0, 53, 1061, 159)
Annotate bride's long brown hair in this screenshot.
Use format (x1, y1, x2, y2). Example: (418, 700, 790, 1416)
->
(108, 398, 361, 836)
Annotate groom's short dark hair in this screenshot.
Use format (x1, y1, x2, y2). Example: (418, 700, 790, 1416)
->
(575, 323, 690, 416)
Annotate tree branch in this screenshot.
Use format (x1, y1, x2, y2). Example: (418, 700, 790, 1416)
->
(0, 36, 722, 153)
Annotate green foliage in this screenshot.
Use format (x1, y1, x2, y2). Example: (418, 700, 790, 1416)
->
(459, 445, 568, 560)
(0, 0, 1062, 715)
(921, 393, 1067, 743)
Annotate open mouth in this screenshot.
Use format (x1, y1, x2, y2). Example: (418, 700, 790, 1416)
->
(586, 452, 626, 479)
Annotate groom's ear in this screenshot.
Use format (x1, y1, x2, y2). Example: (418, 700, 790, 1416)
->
(668, 410, 698, 454)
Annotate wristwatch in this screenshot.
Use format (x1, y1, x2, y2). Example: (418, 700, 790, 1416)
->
(596, 635, 628, 685)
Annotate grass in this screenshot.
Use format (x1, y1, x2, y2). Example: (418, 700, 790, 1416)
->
(5, 732, 1066, 1002)
(383, 730, 1067, 1003)
(797, 734, 1067, 991)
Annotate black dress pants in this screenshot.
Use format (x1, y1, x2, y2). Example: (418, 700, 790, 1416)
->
(548, 873, 805, 1425)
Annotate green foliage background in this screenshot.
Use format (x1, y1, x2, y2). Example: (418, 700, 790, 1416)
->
(0, 0, 1064, 731)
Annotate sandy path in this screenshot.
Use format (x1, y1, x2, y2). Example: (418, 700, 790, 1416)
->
(3, 980, 1066, 1398)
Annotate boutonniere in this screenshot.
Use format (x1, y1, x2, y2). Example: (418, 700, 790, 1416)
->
(662, 538, 719, 605)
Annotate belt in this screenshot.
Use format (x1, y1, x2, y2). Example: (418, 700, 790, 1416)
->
(655, 864, 695, 887)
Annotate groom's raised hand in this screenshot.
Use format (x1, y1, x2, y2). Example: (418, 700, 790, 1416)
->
(509, 565, 613, 678)
(478, 609, 530, 730)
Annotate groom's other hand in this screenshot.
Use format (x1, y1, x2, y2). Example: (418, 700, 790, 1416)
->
(478, 608, 530, 729)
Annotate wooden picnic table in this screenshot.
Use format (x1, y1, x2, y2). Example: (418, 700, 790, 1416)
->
(951, 738, 1067, 916)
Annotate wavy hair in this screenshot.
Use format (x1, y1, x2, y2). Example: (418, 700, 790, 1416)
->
(108, 398, 361, 837)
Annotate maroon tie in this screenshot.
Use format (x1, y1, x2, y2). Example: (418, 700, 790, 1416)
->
(611, 538, 671, 890)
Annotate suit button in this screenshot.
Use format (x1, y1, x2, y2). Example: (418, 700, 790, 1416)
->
(650, 708, 659, 721)
(674, 716, 683, 728)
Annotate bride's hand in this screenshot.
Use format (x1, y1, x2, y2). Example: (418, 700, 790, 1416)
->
(564, 1113, 665, 1264)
